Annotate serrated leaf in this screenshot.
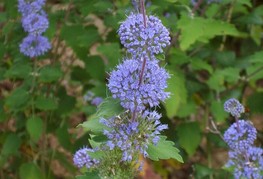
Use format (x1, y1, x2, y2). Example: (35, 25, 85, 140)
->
(164, 70, 187, 118)
(39, 65, 62, 83)
(19, 163, 43, 179)
(247, 92, 263, 114)
(35, 96, 57, 111)
(221, 68, 240, 83)
(249, 50, 263, 63)
(5, 88, 30, 111)
(147, 136, 183, 163)
(206, 70, 225, 92)
(177, 122, 201, 156)
(26, 117, 43, 142)
(191, 58, 213, 74)
(178, 16, 244, 50)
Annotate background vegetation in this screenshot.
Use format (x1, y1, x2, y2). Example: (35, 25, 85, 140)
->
(0, 0, 262, 178)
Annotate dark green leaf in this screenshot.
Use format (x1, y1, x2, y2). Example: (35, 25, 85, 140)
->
(26, 117, 43, 142)
(39, 65, 62, 83)
(1, 134, 21, 156)
(5, 88, 30, 111)
(19, 162, 43, 179)
(35, 96, 58, 111)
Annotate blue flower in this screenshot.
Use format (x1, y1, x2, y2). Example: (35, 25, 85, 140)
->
(224, 98, 245, 118)
(223, 120, 257, 151)
(18, 0, 46, 16)
(91, 97, 104, 107)
(22, 13, 49, 35)
(118, 13, 170, 59)
(73, 147, 100, 169)
(108, 58, 170, 111)
(226, 147, 263, 179)
(100, 111, 168, 162)
(19, 35, 51, 58)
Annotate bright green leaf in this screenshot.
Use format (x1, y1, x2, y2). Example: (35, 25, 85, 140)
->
(178, 16, 244, 50)
(177, 122, 201, 156)
(147, 136, 183, 163)
(211, 101, 228, 122)
(97, 43, 120, 70)
(164, 70, 187, 118)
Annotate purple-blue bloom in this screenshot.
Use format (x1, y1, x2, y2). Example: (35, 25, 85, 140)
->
(226, 147, 263, 179)
(100, 111, 168, 161)
(108, 58, 170, 111)
(18, 0, 46, 16)
(91, 97, 104, 107)
(223, 120, 257, 151)
(224, 98, 245, 118)
(20, 35, 51, 58)
(118, 13, 170, 59)
(22, 13, 49, 35)
(73, 147, 100, 169)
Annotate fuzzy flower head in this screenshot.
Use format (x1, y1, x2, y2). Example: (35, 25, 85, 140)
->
(118, 13, 170, 58)
(100, 111, 168, 162)
(73, 147, 100, 169)
(224, 98, 245, 118)
(22, 13, 49, 35)
(223, 120, 257, 151)
(20, 35, 51, 58)
(226, 147, 263, 179)
(18, 0, 46, 16)
(108, 58, 170, 112)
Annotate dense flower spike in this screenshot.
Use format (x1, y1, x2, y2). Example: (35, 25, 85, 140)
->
(100, 111, 168, 161)
(118, 13, 170, 58)
(108, 58, 170, 111)
(223, 120, 257, 151)
(224, 98, 245, 118)
(20, 35, 51, 58)
(22, 13, 49, 35)
(73, 147, 100, 169)
(226, 147, 263, 179)
(19, 0, 50, 57)
(18, 0, 46, 16)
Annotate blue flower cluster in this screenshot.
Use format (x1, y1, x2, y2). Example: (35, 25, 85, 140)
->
(223, 99, 263, 179)
(108, 58, 170, 111)
(223, 120, 257, 151)
(118, 13, 170, 59)
(73, 147, 100, 169)
(18, 0, 51, 58)
(100, 111, 168, 162)
(224, 98, 245, 118)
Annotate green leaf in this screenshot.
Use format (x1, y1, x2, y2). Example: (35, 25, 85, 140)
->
(1, 134, 21, 156)
(35, 96, 57, 111)
(206, 70, 225, 92)
(249, 50, 263, 64)
(84, 56, 105, 81)
(26, 117, 43, 142)
(4, 61, 32, 79)
(97, 43, 120, 70)
(247, 92, 263, 114)
(19, 162, 43, 179)
(56, 123, 71, 150)
(147, 136, 183, 163)
(191, 58, 213, 74)
(177, 122, 201, 156)
(221, 68, 240, 83)
(164, 70, 187, 118)
(177, 16, 244, 50)
(56, 88, 76, 115)
(39, 65, 62, 83)
(80, 97, 123, 133)
(211, 101, 228, 122)
(5, 88, 30, 111)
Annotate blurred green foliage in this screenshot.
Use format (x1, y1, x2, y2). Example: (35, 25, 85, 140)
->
(0, 0, 262, 178)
